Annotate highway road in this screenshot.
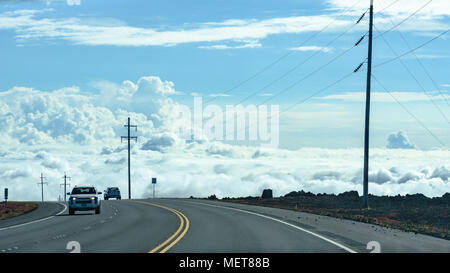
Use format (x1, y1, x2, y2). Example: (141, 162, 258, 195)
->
(0, 198, 448, 253)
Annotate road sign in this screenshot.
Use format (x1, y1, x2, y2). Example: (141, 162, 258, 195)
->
(152, 178, 157, 198)
(4, 188, 8, 201)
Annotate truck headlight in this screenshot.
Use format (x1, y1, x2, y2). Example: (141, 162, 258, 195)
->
(71, 197, 76, 201)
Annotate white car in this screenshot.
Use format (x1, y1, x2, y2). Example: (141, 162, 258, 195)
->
(67, 186, 102, 215)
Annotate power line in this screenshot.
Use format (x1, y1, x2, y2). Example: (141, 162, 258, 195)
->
(376, 0, 400, 13)
(373, 0, 433, 40)
(378, 0, 449, 107)
(191, 0, 446, 155)
(281, 72, 355, 114)
(198, 0, 402, 112)
(201, 0, 362, 105)
(372, 74, 446, 147)
(355, 0, 433, 48)
(374, 28, 450, 68)
(212, 44, 357, 140)
(211, 0, 407, 113)
(233, 17, 359, 107)
(210, 4, 373, 142)
(225, 24, 449, 143)
(414, 54, 450, 107)
(193, 4, 368, 141)
(373, 25, 450, 124)
(241, 27, 449, 142)
(220, 70, 356, 144)
(260, 45, 355, 105)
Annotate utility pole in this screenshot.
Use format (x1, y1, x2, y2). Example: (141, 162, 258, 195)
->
(362, 0, 374, 209)
(353, 0, 373, 209)
(121, 117, 137, 200)
(37, 173, 48, 204)
(60, 172, 71, 202)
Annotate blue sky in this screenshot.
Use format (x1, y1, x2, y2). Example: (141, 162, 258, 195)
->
(0, 0, 449, 150)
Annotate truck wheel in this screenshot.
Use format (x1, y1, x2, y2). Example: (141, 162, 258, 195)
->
(69, 209, 74, 215)
(95, 207, 101, 214)
(105, 197, 108, 200)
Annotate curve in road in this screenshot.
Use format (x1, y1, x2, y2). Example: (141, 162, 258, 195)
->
(132, 201, 189, 253)
(1, 198, 447, 253)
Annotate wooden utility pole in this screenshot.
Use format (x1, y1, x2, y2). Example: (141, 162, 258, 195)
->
(60, 172, 71, 202)
(121, 117, 137, 199)
(363, 0, 374, 209)
(37, 173, 48, 203)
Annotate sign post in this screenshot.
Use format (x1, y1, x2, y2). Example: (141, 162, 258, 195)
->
(4, 188, 8, 211)
(152, 178, 157, 198)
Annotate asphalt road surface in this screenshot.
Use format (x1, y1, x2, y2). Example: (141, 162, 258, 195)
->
(0, 198, 448, 253)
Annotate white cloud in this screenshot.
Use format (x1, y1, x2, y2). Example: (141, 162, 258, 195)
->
(328, 0, 450, 17)
(0, 75, 183, 147)
(430, 165, 450, 181)
(289, 46, 332, 52)
(387, 131, 417, 149)
(0, 0, 448, 48)
(104, 157, 126, 165)
(0, 9, 350, 47)
(1, 141, 449, 201)
(329, 0, 450, 33)
(199, 41, 262, 50)
(141, 133, 177, 152)
(0, 168, 31, 180)
(369, 168, 395, 184)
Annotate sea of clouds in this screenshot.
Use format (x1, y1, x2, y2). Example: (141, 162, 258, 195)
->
(0, 75, 448, 201)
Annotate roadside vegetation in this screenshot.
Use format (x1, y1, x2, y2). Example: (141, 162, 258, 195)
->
(0, 202, 38, 220)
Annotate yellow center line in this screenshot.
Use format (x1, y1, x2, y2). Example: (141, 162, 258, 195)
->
(131, 200, 189, 253)
(160, 209, 190, 253)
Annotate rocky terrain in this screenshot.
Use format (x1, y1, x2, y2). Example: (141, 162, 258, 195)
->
(220, 191, 450, 240)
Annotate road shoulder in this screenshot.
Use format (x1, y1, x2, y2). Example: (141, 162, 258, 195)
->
(183, 199, 450, 253)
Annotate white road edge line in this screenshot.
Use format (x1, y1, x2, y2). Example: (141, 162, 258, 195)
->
(181, 200, 357, 253)
(0, 202, 67, 232)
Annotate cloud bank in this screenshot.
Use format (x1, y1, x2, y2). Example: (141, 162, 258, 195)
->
(0, 76, 448, 201)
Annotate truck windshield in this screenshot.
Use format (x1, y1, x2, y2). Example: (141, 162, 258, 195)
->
(72, 187, 96, 194)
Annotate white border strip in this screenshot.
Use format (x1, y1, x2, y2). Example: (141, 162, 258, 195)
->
(182, 200, 357, 253)
(0, 202, 67, 231)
